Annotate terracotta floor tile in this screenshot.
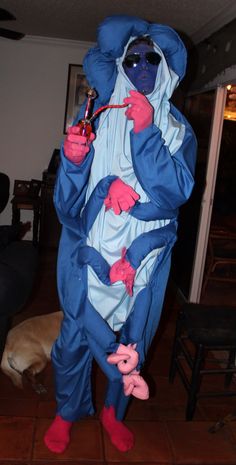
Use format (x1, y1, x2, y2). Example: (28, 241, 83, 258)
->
(103, 421, 173, 463)
(106, 463, 169, 465)
(225, 421, 236, 441)
(38, 363, 56, 390)
(37, 399, 57, 418)
(126, 376, 204, 422)
(0, 373, 16, 396)
(0, 462, 30, 465)
(199, 373, 236, 391)
(0, 396, 38, 417)
(125, 397, 162, 421)
(147, 349, 172, 377)
(33, 417, 104, 461)
(0, 371, 37, 399)
(0, 416, 34, 460)
(31, 462, 103, 465)
(93, 402, 104, 419)
(166, 420, 236, 464)
(183, 373, 236, 421)
(93, 364, 108, 404)
(199, 396, 236, 421)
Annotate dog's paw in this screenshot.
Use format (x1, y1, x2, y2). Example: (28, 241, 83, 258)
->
(22, 368, 48, 394)
(34, 383, 48, 395)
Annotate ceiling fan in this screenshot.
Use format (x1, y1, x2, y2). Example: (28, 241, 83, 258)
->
(0, 7, 25, 40)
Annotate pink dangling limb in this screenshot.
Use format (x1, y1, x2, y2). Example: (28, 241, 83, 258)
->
(107, 343, 139, 374)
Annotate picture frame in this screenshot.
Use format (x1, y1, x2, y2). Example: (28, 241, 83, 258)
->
(63, 64, 89, 134)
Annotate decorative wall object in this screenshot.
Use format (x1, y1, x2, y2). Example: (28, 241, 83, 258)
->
(63, 64, 89, 133)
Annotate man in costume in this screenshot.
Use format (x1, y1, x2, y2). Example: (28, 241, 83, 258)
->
(44, 15, 197, 453)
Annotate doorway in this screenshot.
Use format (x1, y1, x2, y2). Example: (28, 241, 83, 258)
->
(199, 84, 236, 303)
(171, 85, 236, 303)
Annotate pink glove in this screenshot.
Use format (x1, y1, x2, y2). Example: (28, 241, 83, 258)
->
(110, 248, 136, 296)
(104, 178, 140, 215)
(123, 370, 149, 400)
(123, 90, 154, 133)
(64, 126, 95, 165)
(107, 343, 139, 374)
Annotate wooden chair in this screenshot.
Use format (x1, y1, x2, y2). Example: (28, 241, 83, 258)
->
(202, 225, 236, 295)
(169, 303, 236, 420)
(11, 179, 42, 245)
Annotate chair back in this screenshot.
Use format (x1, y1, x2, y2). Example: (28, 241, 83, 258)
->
(0, 173, 10, 214)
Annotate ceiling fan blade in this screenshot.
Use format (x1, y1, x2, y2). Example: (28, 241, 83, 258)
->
(0, 28, 25, 40)
(0, 8, 16, 21)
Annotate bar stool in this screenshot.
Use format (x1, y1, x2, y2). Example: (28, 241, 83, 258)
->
(169, 303, 236, 420)
(11, 180, 41, 246)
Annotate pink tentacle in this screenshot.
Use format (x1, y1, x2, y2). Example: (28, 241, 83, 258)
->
(123, 371, 149, 400)
(107, 343, 139, 374)
(107, 353, 130, 364)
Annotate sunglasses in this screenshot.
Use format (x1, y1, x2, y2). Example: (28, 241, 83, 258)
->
(123, 51, 161, 68)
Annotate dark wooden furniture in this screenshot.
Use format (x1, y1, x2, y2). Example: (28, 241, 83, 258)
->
(169, 303, 236, 420)
(1, 173, 38, 360)
(11, 179, 41, 245)
(202, 225, 236, 295)
(39, 170, 61, 248)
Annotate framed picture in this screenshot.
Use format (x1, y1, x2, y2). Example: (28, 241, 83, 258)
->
(63, 64, 89, 133)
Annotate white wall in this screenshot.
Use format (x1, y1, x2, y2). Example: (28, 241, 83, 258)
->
(0, 35, 93, 226)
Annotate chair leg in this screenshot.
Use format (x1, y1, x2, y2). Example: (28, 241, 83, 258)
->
(169, 312, 184, 383)
(225, 349, 236, 387)
(186, 344, 204, 421)
(201, 254, 214, 297)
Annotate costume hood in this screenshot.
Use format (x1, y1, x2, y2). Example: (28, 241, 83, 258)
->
(83, 15, 187, 104)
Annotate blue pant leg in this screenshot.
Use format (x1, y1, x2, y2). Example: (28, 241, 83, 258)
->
(104, 380, 130, 421)
(51, 314, 94, 422)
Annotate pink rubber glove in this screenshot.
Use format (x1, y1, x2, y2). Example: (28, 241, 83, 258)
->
(123, 370, 149, 400)
(104, 178, 140, 215)
(64, 126, 95, 165)
(110, 248, 136, 296)
(107, 343, 139, 374)
(123, 90, 154, 133)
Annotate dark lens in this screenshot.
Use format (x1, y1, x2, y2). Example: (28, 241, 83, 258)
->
(123, 53, 140, 68)
(146, 52, 161, 66)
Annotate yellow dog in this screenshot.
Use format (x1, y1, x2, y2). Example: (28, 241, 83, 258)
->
(1, 311, 63, 393)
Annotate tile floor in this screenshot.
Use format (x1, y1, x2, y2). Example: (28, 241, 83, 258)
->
(0, 246, 236, 464)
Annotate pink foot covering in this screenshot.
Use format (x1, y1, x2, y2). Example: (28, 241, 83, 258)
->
(100, 405, 134, 452)
(44, 415, 72, 453)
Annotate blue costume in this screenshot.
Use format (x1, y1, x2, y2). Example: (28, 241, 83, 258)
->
(51, 15, 197, 423)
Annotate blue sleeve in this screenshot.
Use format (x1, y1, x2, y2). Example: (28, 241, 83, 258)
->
(53, 94, 104, 230)
(126, 221, 177, 269)
(53, 144, 94, 225)
(130, 112, 197, 210)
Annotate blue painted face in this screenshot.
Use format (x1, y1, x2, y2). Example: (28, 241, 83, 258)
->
(123, 43, 160, 95)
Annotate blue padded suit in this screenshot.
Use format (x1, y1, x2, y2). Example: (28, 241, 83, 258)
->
(51, 15, 197, 422)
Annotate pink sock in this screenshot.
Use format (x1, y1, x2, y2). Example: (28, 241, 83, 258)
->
(44, 415, 72, 453)
(100, 405, 134, 452)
